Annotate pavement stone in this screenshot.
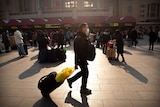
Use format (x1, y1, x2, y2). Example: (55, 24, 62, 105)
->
(0, 35, 160, 107)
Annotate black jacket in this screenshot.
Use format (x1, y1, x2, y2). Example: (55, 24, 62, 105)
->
(130, 30, 138, 41)
(116, 33, 124, 54)
(37, 34, 49, 50)
(148, 31, 157, 42)
(57, 32, 64, 44)
(2, 32, 10, 43)
(74, 32, 88, 65)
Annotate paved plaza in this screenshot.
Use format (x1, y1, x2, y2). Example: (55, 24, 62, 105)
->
(0, 36, 160, 107)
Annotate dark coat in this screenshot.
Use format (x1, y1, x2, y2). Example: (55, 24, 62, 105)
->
(148, 31, 157, 42)
(74, 32, 88, 65)
(116, 33, 124, 54)
(37, 34, 49, 50)
(57, 32, 64, 44)
(102, 34, 110, 44)
(130, 30, 138, 41)
(2, 32, 10, 43)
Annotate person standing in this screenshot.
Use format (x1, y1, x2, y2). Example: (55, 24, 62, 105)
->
(127, 29, 132, 47)
(14, 30, 26, 57)
(37, 31, 49, 63)
(65, 30, 71, 46)
(57, 30, 65, 49)
(2, 30, 10, 53)
(32, 31, 38, 47)
(130, 27, 138, 47)
(67, 23, 91, 95)
(102, 31, 110, 54)
(148, 28, 157, 50)
(96, 32, 101, 48)
(115, 30, 125, 62)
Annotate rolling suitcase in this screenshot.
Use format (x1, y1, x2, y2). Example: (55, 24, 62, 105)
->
(107, 48, 116, 60)
(106, 41, 116, 60)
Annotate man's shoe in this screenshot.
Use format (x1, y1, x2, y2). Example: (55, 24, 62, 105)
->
(80, 88, 92, 95)
(67, 79, 72, 88)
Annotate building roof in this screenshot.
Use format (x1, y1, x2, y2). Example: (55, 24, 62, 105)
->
(120, 16, 136, 23)
(6, 19, 21, 26)
(21, 19, 33, 25)
(33, 18, 46, 25)
(47, 18, 62, 24)
(106, 16, 120, 23)
(0, 20, 6, 26)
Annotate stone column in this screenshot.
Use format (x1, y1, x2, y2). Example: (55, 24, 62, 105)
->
(1, 0, 9, 20)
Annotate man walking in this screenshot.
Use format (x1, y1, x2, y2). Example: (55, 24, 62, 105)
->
(67, 23, 91, 95)
(115, 30, 125, 62)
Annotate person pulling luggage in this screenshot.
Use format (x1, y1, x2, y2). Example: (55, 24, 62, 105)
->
(115, 30, 125, 62)
(67, 23, 92, 95)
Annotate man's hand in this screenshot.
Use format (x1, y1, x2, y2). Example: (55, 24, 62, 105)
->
(75, 65, 78, 70)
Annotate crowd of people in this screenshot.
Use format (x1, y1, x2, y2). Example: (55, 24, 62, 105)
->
(0, 29, 74, 56)
(0, 24, 159, 95)
(95, 26, 159, 51)
(0, 26, 159, 57)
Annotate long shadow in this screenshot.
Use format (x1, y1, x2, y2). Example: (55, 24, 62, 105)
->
(31, 48, 39, 52)
(30, 54, 38, 61)
(124, 50, 132, 55)
(129, 47, 160, 58)
(0, 57, 21, 67)
(33, 97, 58, 107)
(109, 61, 148, 83)
(19, 61, 63, 79)
(65, 91, 89, 107)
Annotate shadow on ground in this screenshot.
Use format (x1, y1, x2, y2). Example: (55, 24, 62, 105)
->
(109, 61, 148, 83)
(19, 61, 63, 79)
(33, 97, 58, 107)
(0, 57, 21, 67)
(31, 48, 39, 52)
(30, 54, 38, 61)
(125, 45, 160, 58)
(65, 91, 89, 107)
(124, 50, 132, 55)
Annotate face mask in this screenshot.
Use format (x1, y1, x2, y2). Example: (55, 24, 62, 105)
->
(86, 28, 90, 36)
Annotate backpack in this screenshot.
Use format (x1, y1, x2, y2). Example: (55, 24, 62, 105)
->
(86, 41, 96, 61)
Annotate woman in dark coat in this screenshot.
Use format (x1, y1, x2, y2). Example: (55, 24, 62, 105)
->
(116, 30, 125, 62)
(148, 28, 157, 50)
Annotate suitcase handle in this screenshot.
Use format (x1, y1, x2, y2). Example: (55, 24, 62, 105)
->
(38, 75, 48, 89)
(38, 75, 47, 84)
(38, 72, 57, 89)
